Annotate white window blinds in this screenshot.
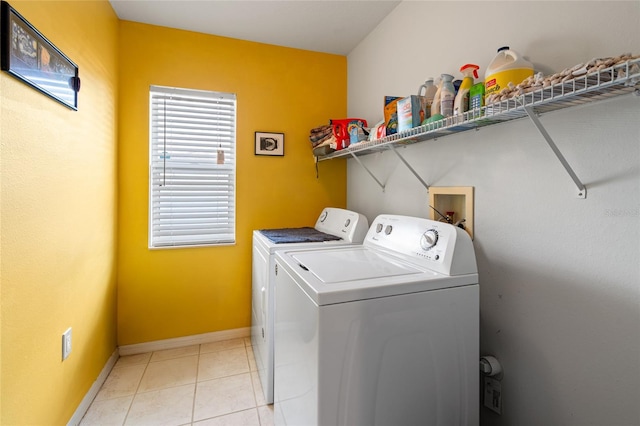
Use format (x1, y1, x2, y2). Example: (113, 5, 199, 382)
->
(149, 85, 236, 248)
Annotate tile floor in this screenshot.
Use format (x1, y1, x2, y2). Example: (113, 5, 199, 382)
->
(80, 337, 273, 426)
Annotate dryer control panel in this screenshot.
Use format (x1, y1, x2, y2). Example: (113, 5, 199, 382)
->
(314, 207, 369, 243)
(365, 215, 477, 276)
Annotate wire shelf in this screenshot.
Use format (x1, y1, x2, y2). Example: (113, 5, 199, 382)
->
(318, 57, 640, 161)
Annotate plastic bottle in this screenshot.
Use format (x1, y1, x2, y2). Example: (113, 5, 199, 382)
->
(430, 76, 443, 117)
(439, 74, 455, 118)
(484, 46, 534, 97)
(469, 82, 485, 110)
(417, 78, 437, 119)
(453, 64, 479, 116)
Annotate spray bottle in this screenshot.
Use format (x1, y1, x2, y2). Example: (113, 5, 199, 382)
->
(453, 64, 480, 116)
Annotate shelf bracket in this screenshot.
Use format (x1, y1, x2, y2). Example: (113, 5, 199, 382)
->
(349, 152, 386, 191)
(389, 145, 430, 191)
(523, 106, 587, 199)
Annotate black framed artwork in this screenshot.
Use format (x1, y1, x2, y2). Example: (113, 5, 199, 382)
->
(255, 132, 284, 156)
(1, 1, 80, 110)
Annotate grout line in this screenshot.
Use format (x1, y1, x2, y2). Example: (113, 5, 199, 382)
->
(122, 351, 153, 425)
(245, 345, 259, 407)
(191, 344, 202, 424)
(243, 343, 263, 424)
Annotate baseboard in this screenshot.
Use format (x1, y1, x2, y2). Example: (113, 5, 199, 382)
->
(118, 327, 251, 356)
(67, 348, 119, 426)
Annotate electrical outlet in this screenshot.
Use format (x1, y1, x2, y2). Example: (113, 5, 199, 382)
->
(484, 377, 502, 414)
(62, 327, 72, 361)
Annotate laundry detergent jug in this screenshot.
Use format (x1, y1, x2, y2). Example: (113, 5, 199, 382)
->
(484, 46, 533, 97)
(439, 74, 456, 118)
(417, 78, 438, 119)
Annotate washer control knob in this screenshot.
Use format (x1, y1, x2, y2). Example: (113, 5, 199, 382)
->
(376, 223, 383, 233)
(385, 225, 393, 235)
(344, 219, 351, 227)
(319, 211, 328, 222)
(420, 229, 439, 250)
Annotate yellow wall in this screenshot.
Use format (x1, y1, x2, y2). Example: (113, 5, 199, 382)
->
(0, 1, 119, 424)
(117, 22, 347, 345)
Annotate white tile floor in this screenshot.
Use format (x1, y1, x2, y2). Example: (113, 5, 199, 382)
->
(80, 337, 273, 426)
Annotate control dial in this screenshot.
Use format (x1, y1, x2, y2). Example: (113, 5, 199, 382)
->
(420, 229, 439, 250)
(319, 211, 328, 222)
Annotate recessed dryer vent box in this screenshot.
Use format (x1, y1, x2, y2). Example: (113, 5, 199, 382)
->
(428, 186, 474, 239)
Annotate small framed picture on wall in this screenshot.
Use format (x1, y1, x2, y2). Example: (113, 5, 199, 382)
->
(255, 132, 284, 156)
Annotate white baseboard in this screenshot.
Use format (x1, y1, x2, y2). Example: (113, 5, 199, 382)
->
(118, 327, 251, 356)
(67, 348, 119, 426)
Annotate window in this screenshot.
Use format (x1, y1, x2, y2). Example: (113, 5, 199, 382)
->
(149, 85, 236, 248)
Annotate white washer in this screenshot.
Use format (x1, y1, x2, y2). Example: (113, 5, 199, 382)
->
(252, 207, 368, 404)
(273, 214, 479, 425)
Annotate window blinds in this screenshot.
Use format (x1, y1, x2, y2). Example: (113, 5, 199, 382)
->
(149, 85, 236, 248)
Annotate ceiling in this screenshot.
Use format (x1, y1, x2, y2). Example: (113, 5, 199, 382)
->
(109, 0, 401, 55)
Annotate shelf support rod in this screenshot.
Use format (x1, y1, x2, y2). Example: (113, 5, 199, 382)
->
(389, 145, 430, 191)
(523, 106, 587, 199)
(349, 152, 385, 191)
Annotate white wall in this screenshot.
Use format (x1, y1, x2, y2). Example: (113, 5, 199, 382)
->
(346, 2, 640, 425)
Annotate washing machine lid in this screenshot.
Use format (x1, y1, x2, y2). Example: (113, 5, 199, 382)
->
(254, 207, 369, 249)
(253, 229, 356, 254)
(278, 246, 478, 306)
(291, 247, 423, 283)
(259, 227, 343, 244)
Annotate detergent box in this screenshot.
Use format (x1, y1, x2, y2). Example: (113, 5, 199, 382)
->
(384, 96, 402, 136)
(397, 95, 427, 132)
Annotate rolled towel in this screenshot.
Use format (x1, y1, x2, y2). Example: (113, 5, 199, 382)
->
(311, 132, 332, 147)
(310, 124, 331, 134)
(309, 126, 332, 143)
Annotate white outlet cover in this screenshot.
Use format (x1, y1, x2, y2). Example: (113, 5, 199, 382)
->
(62, 328, 72, 360)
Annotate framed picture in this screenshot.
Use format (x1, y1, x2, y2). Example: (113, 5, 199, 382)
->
(1, 1, 80, 110)
(255, 132, 284, 156)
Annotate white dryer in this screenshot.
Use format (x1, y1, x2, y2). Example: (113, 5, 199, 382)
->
(273, 214, 479, 425)
(251, 207, 368, 404)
